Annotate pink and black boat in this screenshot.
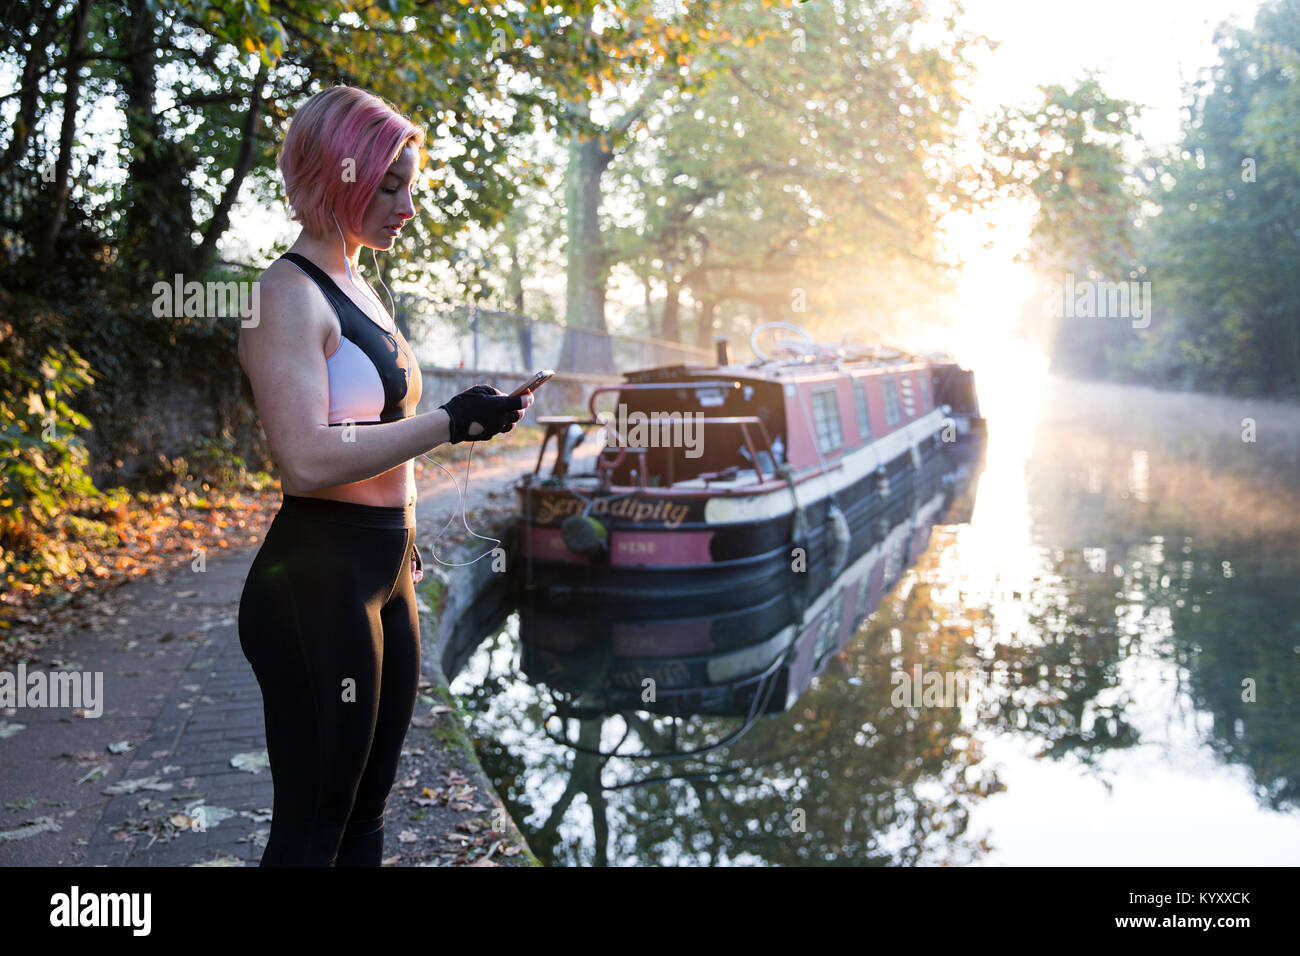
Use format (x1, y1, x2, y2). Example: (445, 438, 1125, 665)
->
(515, 322, 985, 612)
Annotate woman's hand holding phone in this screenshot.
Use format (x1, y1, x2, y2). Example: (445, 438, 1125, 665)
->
(510, 369, 555, 397)
(438, 384, 532, 443)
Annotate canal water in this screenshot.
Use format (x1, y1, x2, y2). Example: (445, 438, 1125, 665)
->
(445, 361, 1300, 865)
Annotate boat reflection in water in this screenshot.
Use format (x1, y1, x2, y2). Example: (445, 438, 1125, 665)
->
(443, 442, 991, 865)
(520, 447, 983, 732)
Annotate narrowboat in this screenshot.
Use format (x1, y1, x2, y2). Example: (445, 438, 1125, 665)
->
(515, 322, 985, 613)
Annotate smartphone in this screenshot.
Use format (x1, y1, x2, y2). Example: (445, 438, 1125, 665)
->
(510, 369, 555, 397)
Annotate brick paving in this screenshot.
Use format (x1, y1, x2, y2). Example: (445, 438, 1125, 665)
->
(1, 450, 540, 867)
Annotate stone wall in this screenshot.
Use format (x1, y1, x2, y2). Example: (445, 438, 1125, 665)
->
(82, 364, 622, 488)
(417, 366, 620, 420)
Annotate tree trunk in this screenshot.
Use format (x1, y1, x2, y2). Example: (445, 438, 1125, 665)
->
(695, 297, 717, 350)
(195, 60, 267, 274)
(506, 228, 524, 314)
(38, 0, 91, 261)
(119, 0, 195, 287)
(0, 0, 59, 181)
(642, 273, 654, 331)
(559, 127, 614, 373)
(504, 218, 533, 367)
(661, 276, 681, 343)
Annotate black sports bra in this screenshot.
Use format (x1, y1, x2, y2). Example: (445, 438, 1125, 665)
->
(279, 252, 415, 425)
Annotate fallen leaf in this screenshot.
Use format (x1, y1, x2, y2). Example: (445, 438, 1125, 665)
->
(103, 776, 172, 795)
(0, 816, 60, 842)
(230, 750, 269, 773)
(75, 766, 107, 785)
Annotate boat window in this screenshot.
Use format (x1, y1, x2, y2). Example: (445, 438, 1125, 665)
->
(899, 375, 916, 418)
(811, 388, 843, 453)
(696, 387, 726, 407)
(814, 591, 845, 661)
(882, 375, 901, 426)
(854, 380, 872, 440)
(856, 576, 874, 623)
(919, 372, 930, 411)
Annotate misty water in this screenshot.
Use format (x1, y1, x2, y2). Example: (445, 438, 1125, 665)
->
(445, 366, 1300, 865)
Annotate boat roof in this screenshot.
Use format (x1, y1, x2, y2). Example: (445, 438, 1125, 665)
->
(623, 349, 950, 385)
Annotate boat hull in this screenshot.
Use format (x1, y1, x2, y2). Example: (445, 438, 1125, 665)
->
(516, 433, 972, 614)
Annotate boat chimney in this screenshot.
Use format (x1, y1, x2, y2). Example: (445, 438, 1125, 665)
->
(715, 336, 731, 366)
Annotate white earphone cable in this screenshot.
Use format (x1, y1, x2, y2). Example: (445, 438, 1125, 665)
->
(419, 442, 503, 567)
(333, 210, 500, 568)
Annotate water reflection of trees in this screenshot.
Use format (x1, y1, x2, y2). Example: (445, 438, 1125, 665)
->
(463, 615, 1005, 865)
(969, 549, 1140, 765)
(457, 382, 1300, 864)
(1156, 534, 1300, 812)
(1025, 389, 1300, 811)
(618, 586, 1006, 866)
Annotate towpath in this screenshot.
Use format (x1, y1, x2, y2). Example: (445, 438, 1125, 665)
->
(0, 446, 540, 867)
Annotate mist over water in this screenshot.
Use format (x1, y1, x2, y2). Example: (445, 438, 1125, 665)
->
(448, 370, 1300, 865)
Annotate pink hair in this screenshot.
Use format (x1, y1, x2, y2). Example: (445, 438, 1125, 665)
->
(277, 86, 426, 237)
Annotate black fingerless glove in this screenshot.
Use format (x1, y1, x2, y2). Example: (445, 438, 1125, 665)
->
(438, 384, 525, 443)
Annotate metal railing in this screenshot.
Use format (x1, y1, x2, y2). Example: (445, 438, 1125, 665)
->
(527, 379, 782, 489)
(398, 294, 711, 374)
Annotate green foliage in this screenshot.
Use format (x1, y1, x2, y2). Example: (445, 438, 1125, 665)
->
(1140, 0, 1300, 397)
(0, 346, 99, 527)
(591, 0, 990, 345)
(984, 73, 1143, 276)
(0, 345, 103, 580)
(148, 432, 274, 494)
(993, 0, 1300, 398)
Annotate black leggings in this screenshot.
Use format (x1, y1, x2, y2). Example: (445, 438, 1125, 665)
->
(238, 494, 421, 866)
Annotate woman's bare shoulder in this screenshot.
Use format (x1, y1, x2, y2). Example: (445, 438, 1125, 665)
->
(240, 257, 332, 361)
(256, 256, 312, 294)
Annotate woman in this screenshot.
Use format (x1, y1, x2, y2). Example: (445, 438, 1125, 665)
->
(236, 85, 531, 866)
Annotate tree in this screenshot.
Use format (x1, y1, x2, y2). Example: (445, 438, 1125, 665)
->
(983, 76, 1146, 380)
(1142, 0, 1300, 395)
(497, 0, 747, 371)
(612, 0, 988, 354)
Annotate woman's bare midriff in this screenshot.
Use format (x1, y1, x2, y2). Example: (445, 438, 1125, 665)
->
(286, 459, 418, 509)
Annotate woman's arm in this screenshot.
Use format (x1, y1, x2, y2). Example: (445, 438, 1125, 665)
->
(238, 268, 527, 493)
